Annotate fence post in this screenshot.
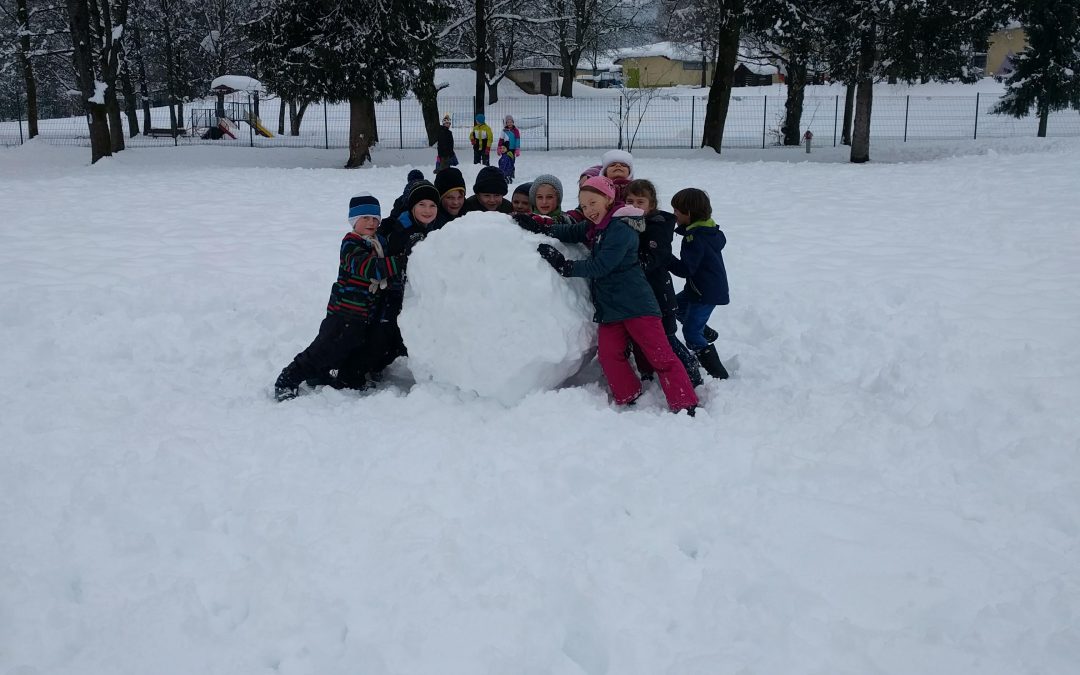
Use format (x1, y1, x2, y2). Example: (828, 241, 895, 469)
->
(248, 94, 254, 147)
(903, 95, 910, 142)
(323, 100, 329, 149)
(973, 92, 980, 140)
(691, 96, 699, 150)
(618, 96, 623, 149)
(545, 95, 550, 151)
(833, 95, 839, 147)
(17, 103, 24, 144)
(398, 99, 404, 150)
(761, 96, 767, 149)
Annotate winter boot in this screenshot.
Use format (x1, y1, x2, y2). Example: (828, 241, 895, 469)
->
(274, 362, 303, 402)
(669, 335, 705, 388)
(703, 325, 719, 344)
(694, 344, 729, 380)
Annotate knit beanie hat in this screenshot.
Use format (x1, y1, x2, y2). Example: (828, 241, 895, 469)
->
(348, 192, 381, 227)
(601, 150, 634, 177)
(529, 174, 564, 209)
(580, 176, 617, 202)
(473, 165, 508, 195)
(434, 167, 466, 197)
(475, 113, 485, 124)
(404, 180, 440, 210)
(442, 113, 452, 125)
(504, 114, 515, 126)
(513, 182, 533, 198)
(579, 165, 602, 180)
(407, 169, 425, 183)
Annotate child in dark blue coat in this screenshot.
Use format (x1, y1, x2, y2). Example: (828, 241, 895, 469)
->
(668, 188, 730, 379)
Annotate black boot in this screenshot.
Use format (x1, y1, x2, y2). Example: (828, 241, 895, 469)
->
(274, 362, 304, 401)
(703, 326, 719, 344)
(668, 334, 704, 387)
(695, 344, 729, 380)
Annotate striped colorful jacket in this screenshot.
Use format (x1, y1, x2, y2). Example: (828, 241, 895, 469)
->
(326, 231, 402, 320)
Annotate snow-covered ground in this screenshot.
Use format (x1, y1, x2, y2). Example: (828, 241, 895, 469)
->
(4, 72, 1079, 151)
(2, 140, 1080, 675)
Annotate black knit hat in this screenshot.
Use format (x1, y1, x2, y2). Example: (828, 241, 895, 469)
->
(405, 179, 440, 210)
(434, 167, 466, 197)
(473, 166, 508, 196)
(407, 169, 425, 183)
(513, 182, 533, 198)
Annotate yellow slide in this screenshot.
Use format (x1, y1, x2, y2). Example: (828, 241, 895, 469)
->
(247, 114, 274, 138)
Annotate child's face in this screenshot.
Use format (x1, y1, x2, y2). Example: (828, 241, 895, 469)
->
(353, 215, 380, 236)
(477, 193, 503, 211)
(673, 208, 690, 225)
(625, 193, 652, 212)
(511, 193, 532, 214)
(441, 190, 464, 215)
(534, 184, 559, 215)
(412, 199, 439, 225)
(579, 190, 613, 224)
(604, 162, 630, 180)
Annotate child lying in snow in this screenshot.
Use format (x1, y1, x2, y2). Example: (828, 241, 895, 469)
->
(515, 176, 699, 415)
(274, 193, 401, 401)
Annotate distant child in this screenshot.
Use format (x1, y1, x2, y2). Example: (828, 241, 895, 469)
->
(469, 114, 494, 166)
(461, 166, 513, 214)
(516, 176, 699, 415)
(511, 183, 533, 214)
(600, 150, 634, 201)
(274, 193, 401, 401)
(435, 114, 459, 173)
(668, 188, 730, 380)
(497, 115, 521, 181)
(624, 179, 703, 387)
(434, 167, 467, 221)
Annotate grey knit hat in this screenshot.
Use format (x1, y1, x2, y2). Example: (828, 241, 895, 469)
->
(529, 174, 564, 211)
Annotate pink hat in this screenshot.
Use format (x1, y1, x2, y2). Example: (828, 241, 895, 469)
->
(579, 165, 602, 179)
(580, 176, 617, 201)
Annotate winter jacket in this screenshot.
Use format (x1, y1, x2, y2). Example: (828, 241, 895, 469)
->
(668, 218, 730, 306)
(326, 231, 402, 321)
(469, 123, 494, 152)
(638, 209, 679, 318)
(461, 195, 513, 215)
(376, 212, 445, 319)
(437, 126, 455, 157)
(549, 211, 660, 324)
(498, 126, 520, 154)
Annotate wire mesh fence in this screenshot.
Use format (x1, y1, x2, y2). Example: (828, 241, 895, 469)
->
(2, 93, 1078, 151)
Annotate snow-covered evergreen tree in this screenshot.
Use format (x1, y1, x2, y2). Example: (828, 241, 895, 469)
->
(993, 1, 1080, 137)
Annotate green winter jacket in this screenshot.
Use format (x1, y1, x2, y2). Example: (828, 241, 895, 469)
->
(549, 217, 660, 324)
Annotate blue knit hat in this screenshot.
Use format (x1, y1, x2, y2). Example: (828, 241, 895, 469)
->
(475, 113, 485, 124)
(348, 192, 381, 227)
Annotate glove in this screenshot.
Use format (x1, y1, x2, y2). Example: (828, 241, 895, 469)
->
(514, 149, 521, 157)
(513, 212, 550, 234)
(538, 243, 573, 277)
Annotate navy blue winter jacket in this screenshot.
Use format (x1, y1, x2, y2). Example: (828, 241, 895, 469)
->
(668, 218, 730, 306)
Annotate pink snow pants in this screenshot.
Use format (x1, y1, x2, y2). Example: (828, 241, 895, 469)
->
(597, 316, 699, 412)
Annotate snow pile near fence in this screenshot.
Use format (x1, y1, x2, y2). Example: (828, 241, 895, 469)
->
(399, 211, 596, 404)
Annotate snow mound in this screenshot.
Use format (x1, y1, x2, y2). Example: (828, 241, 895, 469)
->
(399, 212, 597, 404)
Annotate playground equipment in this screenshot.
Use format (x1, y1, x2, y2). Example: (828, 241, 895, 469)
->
(196, 75, 274, 139)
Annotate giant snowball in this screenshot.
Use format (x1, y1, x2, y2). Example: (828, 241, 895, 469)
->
(398, 211, 597, 404)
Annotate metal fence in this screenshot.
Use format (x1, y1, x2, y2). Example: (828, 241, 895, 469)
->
(2, 93, 1078, 150)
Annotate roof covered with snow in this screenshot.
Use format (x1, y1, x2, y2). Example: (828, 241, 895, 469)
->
(210, 75, 264, 94)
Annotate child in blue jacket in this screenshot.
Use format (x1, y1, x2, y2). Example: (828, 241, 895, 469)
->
(668, 188, 730, 379)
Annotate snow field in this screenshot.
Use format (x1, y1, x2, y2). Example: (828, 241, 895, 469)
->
(399, 212, 597, 405)
(1, 141, 1079, 674)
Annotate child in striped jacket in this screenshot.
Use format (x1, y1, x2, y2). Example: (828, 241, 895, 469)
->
(274, 193, 402, 401)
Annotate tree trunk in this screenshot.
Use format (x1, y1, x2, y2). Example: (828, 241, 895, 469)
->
(163, 10, 179, 136)
(176, 100, 185, 131)
(289, 100, 308, 136)
(1037, 102, 1048, 137)
(67, 0, 112, 162)
(701, 21, 741, 152)
(216, 92, 226, 118)
(700, 37, 708, 88)
(346, 95, 377, 168)
(850, 27, 876, 164)
(487, 82, 499, 105)
(414, 59, 441, 146)
(782, 58, 807, 146)
(119, 58, 140, 137)
(132, 18, 152, 132)
(474, 0, 486, 115)
(16, 0, 39, 138)
(841, 81, 855, 145)
(277, 99, 286, 135)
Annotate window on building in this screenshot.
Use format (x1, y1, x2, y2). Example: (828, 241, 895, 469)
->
(682, 60, 703, 70)
(971, 53, 988, 70)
